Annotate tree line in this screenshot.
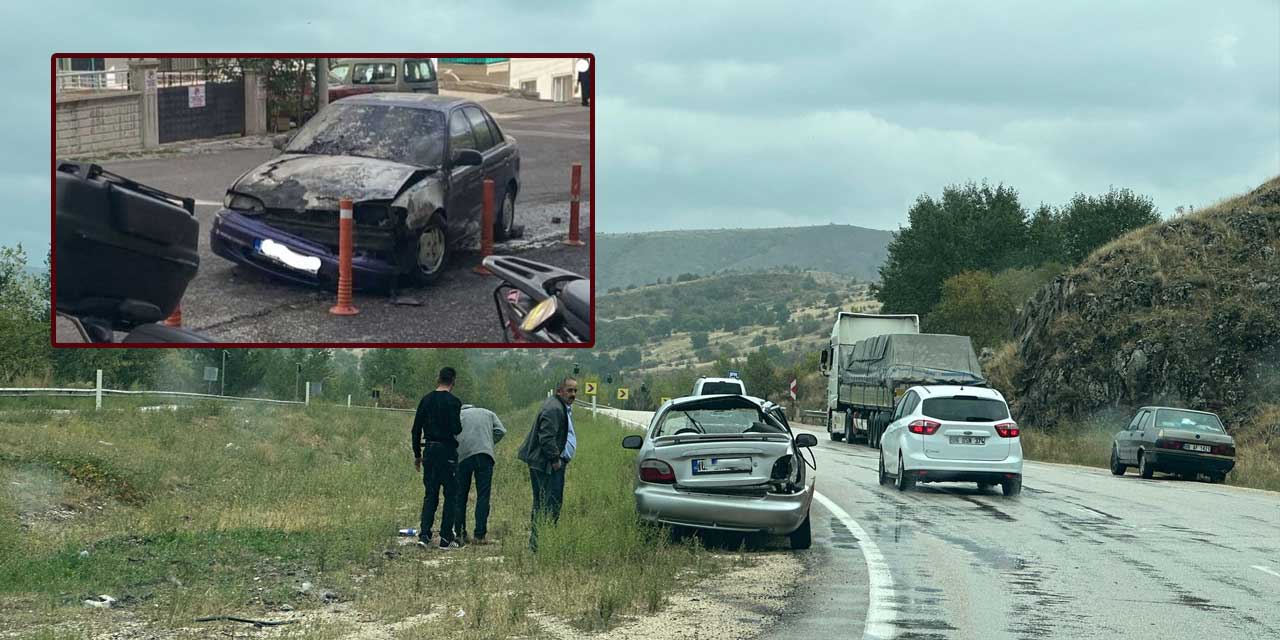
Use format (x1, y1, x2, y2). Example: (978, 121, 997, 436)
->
(874, 182, 1161, 349)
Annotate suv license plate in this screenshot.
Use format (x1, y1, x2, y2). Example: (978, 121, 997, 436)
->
(1183, 443, 1212, 453)
(949, 436, 987, 445)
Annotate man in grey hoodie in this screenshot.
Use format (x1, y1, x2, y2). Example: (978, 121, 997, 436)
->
(452, 404, 507, 545)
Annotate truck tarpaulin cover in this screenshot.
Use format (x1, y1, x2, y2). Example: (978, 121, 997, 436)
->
(842, 334, 986, 386)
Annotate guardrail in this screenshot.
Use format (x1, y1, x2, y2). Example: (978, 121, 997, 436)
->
(0, 379, 415, 415)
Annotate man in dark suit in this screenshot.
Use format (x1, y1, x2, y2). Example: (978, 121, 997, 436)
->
(517, 376, 578, 551)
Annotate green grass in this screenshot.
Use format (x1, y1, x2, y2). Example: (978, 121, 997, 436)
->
(0, 402, 731, 637)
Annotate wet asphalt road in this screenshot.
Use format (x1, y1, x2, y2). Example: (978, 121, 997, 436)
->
(597, 409, 1280, 640)
(87, 91, 590, 344)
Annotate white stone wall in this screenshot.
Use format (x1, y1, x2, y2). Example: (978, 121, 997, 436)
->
(507, 58, 579, 102)
(55, 92, 143, 156)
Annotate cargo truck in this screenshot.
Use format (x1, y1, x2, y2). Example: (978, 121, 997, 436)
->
(819, 312, 986, 448)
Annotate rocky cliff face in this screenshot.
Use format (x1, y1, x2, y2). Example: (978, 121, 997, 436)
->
(1010, 177, 1280, 429)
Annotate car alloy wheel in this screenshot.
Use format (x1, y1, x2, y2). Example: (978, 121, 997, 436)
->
(416, 224, 447, 279)
(495, 191, 516, 240)
(1138, 451, 1154, 479)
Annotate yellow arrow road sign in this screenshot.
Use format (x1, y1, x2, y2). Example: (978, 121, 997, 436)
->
(584, 382, 598, 395)
(617, 388, 630, 400)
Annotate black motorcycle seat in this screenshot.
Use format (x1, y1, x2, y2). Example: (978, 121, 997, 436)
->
(561, 279, 591, 323)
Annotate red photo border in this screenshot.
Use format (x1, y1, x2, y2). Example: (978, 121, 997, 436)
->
(51, 52, 595, 349)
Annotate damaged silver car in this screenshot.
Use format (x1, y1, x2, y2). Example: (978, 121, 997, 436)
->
(211, 93, 520, 290)
(622, 394, 817, 549)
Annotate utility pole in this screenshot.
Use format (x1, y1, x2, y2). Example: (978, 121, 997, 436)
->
(317, 58, 329, 110)
(221, 350, 229, 396)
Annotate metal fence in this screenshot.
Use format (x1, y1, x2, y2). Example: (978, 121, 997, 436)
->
(55, 69, 131, 93)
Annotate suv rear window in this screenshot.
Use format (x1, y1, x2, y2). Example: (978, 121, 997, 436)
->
(700, 382, 744, 395)
(921, 396, 1009, 422)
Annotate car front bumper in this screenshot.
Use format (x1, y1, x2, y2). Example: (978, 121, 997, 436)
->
(210, 209, 399, 291)
(1147, 450, 1235, 475)
(635, 481, 813, 535)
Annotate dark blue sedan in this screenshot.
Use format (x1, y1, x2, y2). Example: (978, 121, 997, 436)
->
(211, 93, 520, 290)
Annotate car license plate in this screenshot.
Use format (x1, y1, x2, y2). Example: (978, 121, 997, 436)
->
(692, 457, 751, 475)
(949, 436, 987, 445)
(255, 238, 321, 275)
(1183, 443, 1212, 453)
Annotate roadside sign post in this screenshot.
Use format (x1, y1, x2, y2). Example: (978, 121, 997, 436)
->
(584, 381, 598, 411)
(95, 369, 103, 411)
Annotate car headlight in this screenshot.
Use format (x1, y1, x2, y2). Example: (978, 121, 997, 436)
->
(224, 192, 266, 214)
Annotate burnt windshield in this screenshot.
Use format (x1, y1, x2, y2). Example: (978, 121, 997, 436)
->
(285, 103, 446, 167)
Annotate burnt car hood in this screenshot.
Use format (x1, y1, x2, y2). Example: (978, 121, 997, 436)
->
(233, 154, 434, 211)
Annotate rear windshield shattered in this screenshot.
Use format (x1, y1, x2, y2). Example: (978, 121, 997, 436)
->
(656, 407, 785, 437)
(285, 103, 446, 167)
(922, 397, 1010, 422)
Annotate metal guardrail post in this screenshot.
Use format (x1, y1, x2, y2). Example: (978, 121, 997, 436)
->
(95, 370, 103, 411)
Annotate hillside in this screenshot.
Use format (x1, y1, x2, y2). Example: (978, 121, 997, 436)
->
(594, 271, 877, 374)
(597, 224, 893, 291)
(1003, 176, 1280, 430)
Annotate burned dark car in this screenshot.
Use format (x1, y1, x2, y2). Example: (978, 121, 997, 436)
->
(210, 93, 520, 290)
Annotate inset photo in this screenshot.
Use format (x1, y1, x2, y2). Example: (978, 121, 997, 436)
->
(52, 55, 593, 346)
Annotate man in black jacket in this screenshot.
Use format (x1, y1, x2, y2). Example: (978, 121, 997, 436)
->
(412, 367, 464, 550)
(517, 376, 577, 551)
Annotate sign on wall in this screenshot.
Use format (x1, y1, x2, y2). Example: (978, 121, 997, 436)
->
(188, 85, 206, 108)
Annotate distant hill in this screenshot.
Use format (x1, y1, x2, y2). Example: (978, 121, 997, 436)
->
(597, 224, 893, 291)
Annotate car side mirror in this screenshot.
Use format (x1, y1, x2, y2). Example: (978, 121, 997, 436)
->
(621, 435, 643, 449)
(795, 433, 818, 448)
(453, 149, 483, 167)
(272, 134, 290, 150)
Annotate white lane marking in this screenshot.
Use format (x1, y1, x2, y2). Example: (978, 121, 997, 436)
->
(813, 492, 897, 640)
(194, 199, 221, 207)
(591, 405, 897, 639)
(1254, 565, 1280, 579)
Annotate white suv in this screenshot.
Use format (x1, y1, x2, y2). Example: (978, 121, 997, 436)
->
(877, 385, 1023, 496)
(691, 377, 746, 396)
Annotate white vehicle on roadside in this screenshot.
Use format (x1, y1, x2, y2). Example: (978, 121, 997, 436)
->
(877, 385, 1023, 496)
(691, 377, 746, 396)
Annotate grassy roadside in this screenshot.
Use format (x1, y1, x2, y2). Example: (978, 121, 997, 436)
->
(0, 402, 733, 638)
(1019, 405, 1280, 492)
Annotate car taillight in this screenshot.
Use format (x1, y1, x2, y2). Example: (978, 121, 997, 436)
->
(771, 455, 794, 480)
(639, 459, 675, 484)
(1215, 444, 1236, 456)
(1155, 439, 1183, 450)
(994, 422, 1020, 438)
(908, 420, 941, 435)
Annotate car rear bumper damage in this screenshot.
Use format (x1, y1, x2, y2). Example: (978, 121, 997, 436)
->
(210, 209, 399, 291)
(1147, 451, 1235, 474)
(634, 482, 813, 535)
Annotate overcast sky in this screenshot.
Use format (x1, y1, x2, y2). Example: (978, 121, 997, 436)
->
(8, 0, 1278, 263)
